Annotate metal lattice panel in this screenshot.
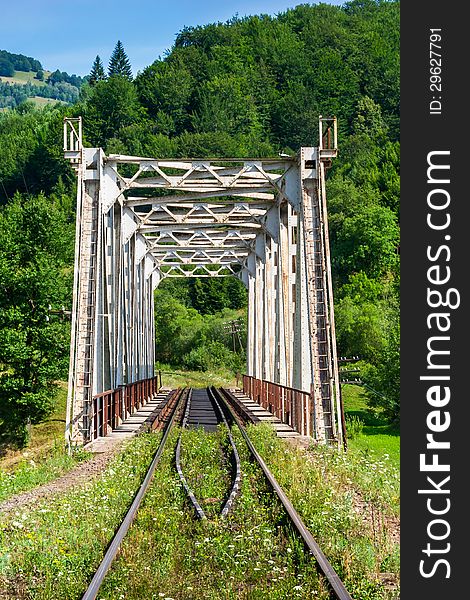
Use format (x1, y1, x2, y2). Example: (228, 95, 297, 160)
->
(64, 116, 343, 448)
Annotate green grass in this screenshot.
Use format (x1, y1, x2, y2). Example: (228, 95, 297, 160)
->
(0, 420, 400, 599)
(0, 447, 89, 504)
(30, 96, 67, 107)
(0, 432, 164, 598)
(179, 426, 232, 518)
(0, 70, 49, 86)
(250, 424, 399, 597)
(99, 426, 330, 600)
(342, 384, 400, 467)
(157, 364, 239, 389)
(1, 383, 68, 469)
(0, 383, 91, 504)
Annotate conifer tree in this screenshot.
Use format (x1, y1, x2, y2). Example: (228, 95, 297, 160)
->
(89, 55, 106, 85)
(108, 40, 133, 80)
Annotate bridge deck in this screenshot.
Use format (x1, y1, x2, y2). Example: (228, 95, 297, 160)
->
(186, 388, 220, 432)
(85, 388, 174, 453)
(226, 388, 300, 439)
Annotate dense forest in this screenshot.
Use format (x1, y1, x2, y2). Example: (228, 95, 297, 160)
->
(0, 0, 400, 447)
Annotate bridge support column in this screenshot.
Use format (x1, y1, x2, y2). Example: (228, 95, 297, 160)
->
(297, 147, 340, 444)
(276, 203, 295, 387)
(253, 237, 265, 380)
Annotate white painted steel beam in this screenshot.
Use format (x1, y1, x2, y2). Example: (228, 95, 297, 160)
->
(64, 117, 343, 448)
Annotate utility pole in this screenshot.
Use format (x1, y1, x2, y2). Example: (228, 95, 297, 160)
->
(223, 319, 243, 353)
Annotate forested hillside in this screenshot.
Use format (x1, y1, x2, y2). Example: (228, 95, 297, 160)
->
(0, 0, 400, 447)
(0, 49, 84, 109)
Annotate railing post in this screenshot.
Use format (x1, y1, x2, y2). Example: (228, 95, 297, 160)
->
(103, 395, 108, 437)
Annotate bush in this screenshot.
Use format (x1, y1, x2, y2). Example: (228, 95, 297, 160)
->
(182, 341, 241, 372)
(361, 321, 400, 423)
(345, 415, 364, 440)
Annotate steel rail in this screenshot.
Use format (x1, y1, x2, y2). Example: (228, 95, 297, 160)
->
(175, 389, 207, 519)
(207, 386, 241, 517)
(216, 387, 353, 600)
(176, 387, 241, 520)
(81, 387, 187, 600)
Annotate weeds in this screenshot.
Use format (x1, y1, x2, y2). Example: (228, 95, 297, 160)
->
(345, 415, 364, 439)
(0, 432, 162, 599)
(0, 444, 90, 503)
(99, 426, 329, 600)
(248, 424, 400, 599)
(0, 420, 399, 599)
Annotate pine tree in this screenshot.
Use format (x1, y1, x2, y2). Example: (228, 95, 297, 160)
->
(108, 40, 133, 80)
(89, 55, 106, 85)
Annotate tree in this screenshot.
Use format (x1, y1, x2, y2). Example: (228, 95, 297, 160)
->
(108, 40, 133, 80)
(361, 317, 400, 422)
(0, 59, 14, 77)
(0, 194, 73, 447)
(36, 69, 44, 81)
(89, 55, 106, 86)
(85, 76, 143, 147)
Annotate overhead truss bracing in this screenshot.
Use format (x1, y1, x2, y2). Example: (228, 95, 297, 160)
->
(64, 116, 343, 448)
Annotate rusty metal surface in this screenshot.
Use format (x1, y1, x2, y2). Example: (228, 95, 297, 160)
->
(91, 374, 161, 441)
(243, 374, 312, 437)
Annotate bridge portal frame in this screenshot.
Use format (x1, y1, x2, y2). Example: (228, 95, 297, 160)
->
(64, 117, 343, 448)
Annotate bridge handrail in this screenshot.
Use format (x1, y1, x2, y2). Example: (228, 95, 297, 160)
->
(242, 374, 312, 437)
(90, 372, 162, 441)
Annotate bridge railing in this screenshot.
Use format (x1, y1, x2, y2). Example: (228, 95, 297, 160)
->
(91, 372, 162, 440)
(242, 375, 311, 437)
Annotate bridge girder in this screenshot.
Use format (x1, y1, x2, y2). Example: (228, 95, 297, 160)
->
(64, 116, 343, 449)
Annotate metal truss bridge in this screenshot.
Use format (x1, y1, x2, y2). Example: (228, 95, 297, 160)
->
(63, 116, 344, 448)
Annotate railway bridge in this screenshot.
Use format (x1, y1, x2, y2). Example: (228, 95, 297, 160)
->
(63, 116, 344, 449)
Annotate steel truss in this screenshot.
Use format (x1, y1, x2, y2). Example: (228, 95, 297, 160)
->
(64, 117, 343, 447)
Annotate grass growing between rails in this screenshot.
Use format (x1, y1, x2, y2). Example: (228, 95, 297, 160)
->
(0, 432, 163, 598)
(99, 425, 330, 600)
(0, 403, 399, 599)
(179, 427, 232, 518)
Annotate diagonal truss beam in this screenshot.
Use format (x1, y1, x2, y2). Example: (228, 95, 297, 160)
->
(64, 116, 343, 449)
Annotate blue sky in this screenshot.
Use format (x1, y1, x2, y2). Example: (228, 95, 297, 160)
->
(1, 0, 346, 76)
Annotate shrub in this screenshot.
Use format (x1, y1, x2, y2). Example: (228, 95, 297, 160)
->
(345, 415, 364, 439)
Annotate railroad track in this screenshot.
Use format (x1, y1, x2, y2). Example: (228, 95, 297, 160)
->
(82, 386, 352, 600)
(175, 387, 241, 520)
